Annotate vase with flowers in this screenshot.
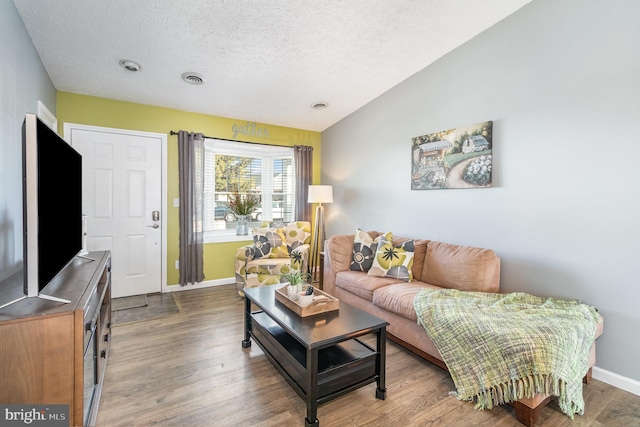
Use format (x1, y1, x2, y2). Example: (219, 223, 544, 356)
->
(228, 192, 259, 235)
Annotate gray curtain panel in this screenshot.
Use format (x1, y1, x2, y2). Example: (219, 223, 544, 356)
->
(294, 145, 313, 223)
(178, 131, 205, 286)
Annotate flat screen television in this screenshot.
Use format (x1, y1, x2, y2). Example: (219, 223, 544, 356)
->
(0, 113, 83, 309)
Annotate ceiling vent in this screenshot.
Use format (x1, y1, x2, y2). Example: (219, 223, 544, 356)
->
(182, 72, 206, 85)
(119, 60, 141, 72)
(311, 102, 329, 110)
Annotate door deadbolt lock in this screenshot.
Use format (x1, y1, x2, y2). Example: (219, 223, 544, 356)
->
(152, 210, 160, 222)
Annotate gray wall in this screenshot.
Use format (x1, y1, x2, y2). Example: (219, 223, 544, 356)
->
(0, 1, 56, 282)
(322, 0, 640, 382)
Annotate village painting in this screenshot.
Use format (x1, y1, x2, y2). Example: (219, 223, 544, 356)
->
(411, 121, 493, 190)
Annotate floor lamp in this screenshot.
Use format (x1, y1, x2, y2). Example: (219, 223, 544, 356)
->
(308, 185, 333, 283)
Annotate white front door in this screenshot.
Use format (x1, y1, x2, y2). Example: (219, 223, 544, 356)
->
(64, 124, 166, 298)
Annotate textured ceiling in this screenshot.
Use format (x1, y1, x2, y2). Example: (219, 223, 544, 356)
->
(14, 0, 530, 132)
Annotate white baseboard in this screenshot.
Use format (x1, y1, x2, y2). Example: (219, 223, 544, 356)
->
(162, 277, 236, 293)
(593, 367, 640, 396)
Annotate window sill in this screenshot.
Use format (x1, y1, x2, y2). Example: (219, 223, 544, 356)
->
(204, 233, 254, 244)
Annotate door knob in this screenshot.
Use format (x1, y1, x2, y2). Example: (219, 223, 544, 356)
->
(147, 224, 160, 229)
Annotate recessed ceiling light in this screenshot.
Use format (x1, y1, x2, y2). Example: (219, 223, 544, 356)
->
(182, 72, 206, 85)
(311, 102, 329, 110)
(119, 60, 141, 72)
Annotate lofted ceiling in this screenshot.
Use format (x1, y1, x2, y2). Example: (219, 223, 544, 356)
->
(14, 0, 530, 132)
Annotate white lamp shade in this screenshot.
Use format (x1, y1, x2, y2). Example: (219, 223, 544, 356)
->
(308, 185, 333, 203)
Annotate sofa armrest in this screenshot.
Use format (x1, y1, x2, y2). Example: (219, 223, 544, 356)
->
(291, 243, 310, 272)
(323, 234, 355, 296)
(235, 244, 255, 278)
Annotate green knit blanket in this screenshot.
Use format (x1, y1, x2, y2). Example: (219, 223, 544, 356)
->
(413, 289, 601, 418)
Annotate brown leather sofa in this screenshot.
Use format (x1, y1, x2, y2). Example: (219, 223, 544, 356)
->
(323, 231, 603, 426)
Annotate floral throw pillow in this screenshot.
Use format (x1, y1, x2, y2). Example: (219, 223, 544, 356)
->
(252, 227, 289, 259)
(283, 222, 312, 251)
(368, 236, 415, 282)
(350, 229, 392, 272)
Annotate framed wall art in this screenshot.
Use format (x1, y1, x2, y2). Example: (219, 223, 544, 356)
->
(411, 121, 493, 190)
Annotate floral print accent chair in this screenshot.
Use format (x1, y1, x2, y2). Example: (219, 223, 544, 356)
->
(235, 221, 312, 295)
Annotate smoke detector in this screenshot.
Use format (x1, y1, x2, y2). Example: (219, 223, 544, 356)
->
(119, 60, 141, 72)
(182, 72, 206, 85)
(311, 101, 329, 110)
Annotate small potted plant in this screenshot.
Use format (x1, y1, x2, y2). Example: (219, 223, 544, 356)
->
(281, 270, 311, 300)
(228, 192, 260, 235)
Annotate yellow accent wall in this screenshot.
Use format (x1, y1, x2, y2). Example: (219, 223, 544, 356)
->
(56, 92, 321, 286)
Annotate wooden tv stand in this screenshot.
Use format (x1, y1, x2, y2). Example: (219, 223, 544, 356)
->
(0, 251, 111, 427)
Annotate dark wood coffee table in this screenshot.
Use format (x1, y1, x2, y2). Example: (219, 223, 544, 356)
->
(242, 285, 388, 427)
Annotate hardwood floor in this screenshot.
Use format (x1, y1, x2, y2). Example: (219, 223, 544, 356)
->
(98, 285, 640, 427)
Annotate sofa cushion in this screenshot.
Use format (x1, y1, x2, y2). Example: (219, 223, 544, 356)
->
(350, 229, 392, 272)
(335, 271, 400, 301)
(246, 258, 291, 275)
(252, 227, 289, 259)
(422, 241, 500, 292)
(373, 282, 445, 322)
(244, 273, 283, 288)
(368, 236, 415, 281)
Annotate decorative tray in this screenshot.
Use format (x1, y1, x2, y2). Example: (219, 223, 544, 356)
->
(275, 284, 339, 317)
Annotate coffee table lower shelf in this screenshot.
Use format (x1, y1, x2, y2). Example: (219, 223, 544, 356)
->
(252, 312, 378, 401)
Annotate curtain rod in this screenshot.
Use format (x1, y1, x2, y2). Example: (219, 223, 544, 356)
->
(169, 130, 292, 148)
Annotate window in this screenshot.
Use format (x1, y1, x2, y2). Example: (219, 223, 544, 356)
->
(203, 138, 295, 242)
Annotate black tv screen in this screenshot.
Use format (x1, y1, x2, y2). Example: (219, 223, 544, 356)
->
(22, 113, 82, 296)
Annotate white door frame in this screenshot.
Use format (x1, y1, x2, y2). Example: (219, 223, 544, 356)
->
(63, 122, 168, 293)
